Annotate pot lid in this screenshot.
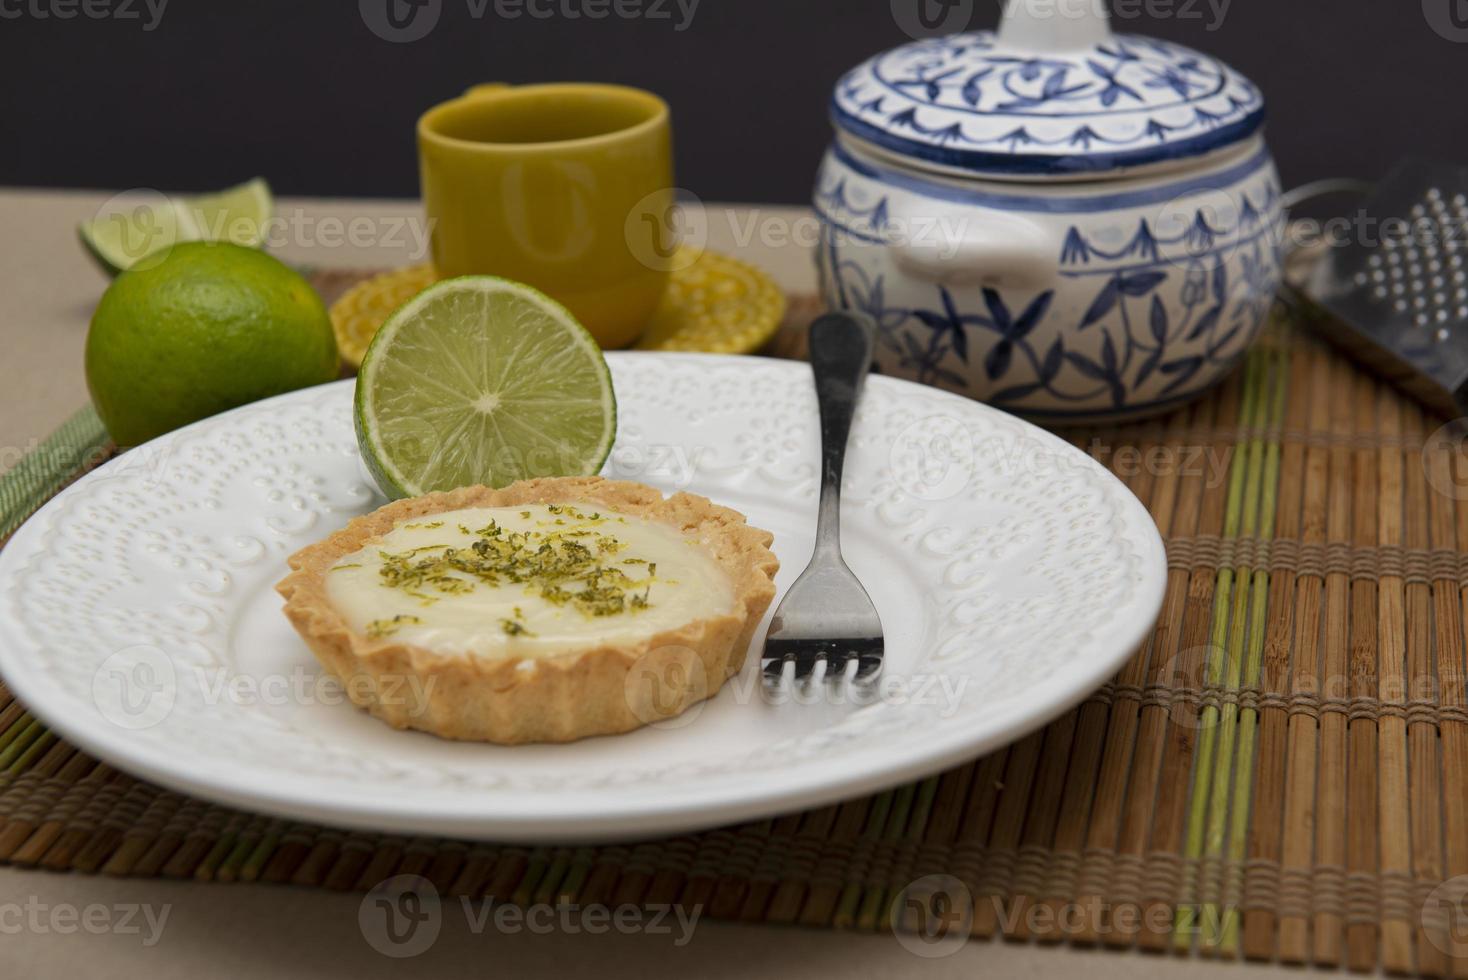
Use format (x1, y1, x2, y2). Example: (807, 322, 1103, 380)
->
(830, 3, 1265, 179)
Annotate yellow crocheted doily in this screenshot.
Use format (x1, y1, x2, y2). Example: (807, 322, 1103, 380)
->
(331, 247, 785, 368)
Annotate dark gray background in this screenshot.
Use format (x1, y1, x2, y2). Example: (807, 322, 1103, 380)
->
(2, 0, 1465, 203)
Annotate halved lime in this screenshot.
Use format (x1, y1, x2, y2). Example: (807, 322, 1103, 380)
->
(355, 276, 617, 498)
(79, 178, 272, 275)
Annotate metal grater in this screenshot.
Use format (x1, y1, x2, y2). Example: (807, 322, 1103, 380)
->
(1291, 158, 1468, 417)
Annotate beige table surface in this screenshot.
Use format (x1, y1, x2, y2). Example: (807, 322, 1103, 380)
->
(0, 188, 1321, 978)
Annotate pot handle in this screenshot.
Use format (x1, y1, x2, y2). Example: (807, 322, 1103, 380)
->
(887, 210, 1057, 291)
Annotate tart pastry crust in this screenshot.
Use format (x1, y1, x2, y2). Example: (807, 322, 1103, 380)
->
(276, 477, 778, 744)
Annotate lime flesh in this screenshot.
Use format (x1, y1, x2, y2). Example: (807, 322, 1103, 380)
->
(186, 178, 273, 247)
(80, 178, 272, 275)
(355, 276, 617, 498)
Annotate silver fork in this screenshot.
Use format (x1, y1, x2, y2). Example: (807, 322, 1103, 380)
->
(761, 311, 884, 689)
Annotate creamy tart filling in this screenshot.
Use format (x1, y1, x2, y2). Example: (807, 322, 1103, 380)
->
(324, 503, 735, 657)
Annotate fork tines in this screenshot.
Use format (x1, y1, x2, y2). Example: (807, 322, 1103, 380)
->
(761, 635, 884, 688)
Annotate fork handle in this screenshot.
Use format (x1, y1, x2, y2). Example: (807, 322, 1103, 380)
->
(808, 311, 876, 558)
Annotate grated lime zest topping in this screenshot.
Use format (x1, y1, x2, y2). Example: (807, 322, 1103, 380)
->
(374, 505, 655, 619)
(366, 614, 422, 638)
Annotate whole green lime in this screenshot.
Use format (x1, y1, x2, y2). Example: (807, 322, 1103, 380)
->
(86, 242, 339, 446)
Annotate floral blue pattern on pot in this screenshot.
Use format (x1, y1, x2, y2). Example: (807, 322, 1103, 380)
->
(814, 141, 1284, 421)
(832, 30, 1264, 175)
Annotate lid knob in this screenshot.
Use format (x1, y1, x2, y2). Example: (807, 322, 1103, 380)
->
(997, 0, 1113, 53)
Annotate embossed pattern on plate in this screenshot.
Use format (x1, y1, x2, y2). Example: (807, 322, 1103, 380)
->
(0, 354, 1166, 842)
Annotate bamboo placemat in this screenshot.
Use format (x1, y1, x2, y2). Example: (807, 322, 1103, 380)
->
(2, 272, 1468, 976)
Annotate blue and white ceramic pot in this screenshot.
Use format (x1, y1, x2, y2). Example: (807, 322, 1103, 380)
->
(815, 2, 1283, 422)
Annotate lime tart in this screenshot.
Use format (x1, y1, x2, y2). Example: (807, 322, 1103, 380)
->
(276, 478, 779, 744)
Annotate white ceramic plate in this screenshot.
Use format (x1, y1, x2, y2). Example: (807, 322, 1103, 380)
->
(0, 353, 1165, 843)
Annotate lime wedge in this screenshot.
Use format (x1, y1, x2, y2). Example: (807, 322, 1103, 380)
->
(354, 276, 617, 498)
(79, 178, 272, 275)
(184, 178, 272, 248)
(79, 194, 194, 276)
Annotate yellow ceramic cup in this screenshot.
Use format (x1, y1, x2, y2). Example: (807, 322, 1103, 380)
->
(418, 83, 674, 349)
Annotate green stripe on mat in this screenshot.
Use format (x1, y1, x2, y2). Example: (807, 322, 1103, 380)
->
(1174, 342, 1284, 951)
(1216, 342, 1288, 952)
(1200, 342, 1288, 952)
(1173, 353, 1256, 949)
(0, 405, 110, 542)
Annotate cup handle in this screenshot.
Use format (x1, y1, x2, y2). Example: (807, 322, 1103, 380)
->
(462, 83, 511, 99)
(888, 210, 1056, 290)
